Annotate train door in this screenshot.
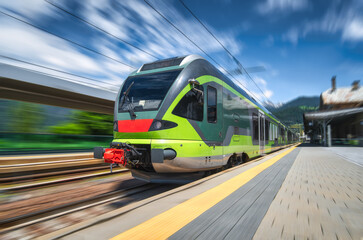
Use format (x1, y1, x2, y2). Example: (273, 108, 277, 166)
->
(196, 82, 224, 163)
(258, 111, 265, 154)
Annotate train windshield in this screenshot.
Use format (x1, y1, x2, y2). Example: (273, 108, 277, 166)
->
(118, 70, 181, 112)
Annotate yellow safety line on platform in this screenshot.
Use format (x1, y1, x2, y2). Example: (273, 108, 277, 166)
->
(111, 146, 297, 240)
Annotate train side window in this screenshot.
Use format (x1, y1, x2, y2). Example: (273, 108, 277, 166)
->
(207, 86, 217, 123)
(172, 85, 204, 121)
(281, 127, 285, 141)
(260, 117, 264, 140)
(252, 113, 258, 141)
(265, 119, 269, 141)
(272, 124, 275, 140)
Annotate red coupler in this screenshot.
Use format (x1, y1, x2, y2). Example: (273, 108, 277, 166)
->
(104, 148, 126, 166)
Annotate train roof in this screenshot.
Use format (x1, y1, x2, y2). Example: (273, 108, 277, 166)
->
(136, 55, 202, 73)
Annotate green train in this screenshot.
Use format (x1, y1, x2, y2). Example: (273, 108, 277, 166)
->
(94, 55, 298, 182)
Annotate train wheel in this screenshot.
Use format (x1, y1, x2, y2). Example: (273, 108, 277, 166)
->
(236, 156, 242, 165)
(226, 156, 235, 168)
(242, 152, 249, 163)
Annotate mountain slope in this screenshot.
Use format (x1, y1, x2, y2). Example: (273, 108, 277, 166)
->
(266, 96, 320, 125)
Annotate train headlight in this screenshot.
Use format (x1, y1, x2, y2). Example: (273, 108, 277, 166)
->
(153, 121, 162, 129)
(148, 119, 178, 131)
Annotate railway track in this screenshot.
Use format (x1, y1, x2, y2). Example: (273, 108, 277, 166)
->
(0, 152, 130, 191)
(0, 182, 159, 235)
(0, 152, 102, 176)
(0, 167, 129, 192)
(0, 153, 160, 239)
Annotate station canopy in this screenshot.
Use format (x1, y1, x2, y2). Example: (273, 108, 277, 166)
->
(304, 107, 363, 121)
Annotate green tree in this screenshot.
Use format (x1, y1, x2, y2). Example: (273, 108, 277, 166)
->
(8, 101, 45, 133)
(49, 111, 113, 135)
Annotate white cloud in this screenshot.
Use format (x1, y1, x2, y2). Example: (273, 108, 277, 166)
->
(282, 28, 299, 45)
(342, 18, 363, 41)
(0, 0, 55, 19)
(0, 19, 103, 74)
(255, 76, 267, 86)
(239, 76, 274, 104)
(257, 0, 308, 14)
(264, 89, 273, 98)
(0, 0, 244, 90)
(302, 1, 363, 41)
(217, 62, 274, 104)
(256, 61, 279, 78)
(254, 76, 273, 99)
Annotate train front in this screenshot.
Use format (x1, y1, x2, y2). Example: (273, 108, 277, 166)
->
(94, 55, 208, 181)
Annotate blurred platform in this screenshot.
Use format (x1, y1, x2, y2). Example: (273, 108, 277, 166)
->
(42, 144, 363, 240)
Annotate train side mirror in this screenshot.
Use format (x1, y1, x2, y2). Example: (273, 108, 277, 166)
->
(188, 78, 200, 88)
(189, 79, 203, 103)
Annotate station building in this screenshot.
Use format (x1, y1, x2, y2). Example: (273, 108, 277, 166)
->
(304, 77, 363, 146)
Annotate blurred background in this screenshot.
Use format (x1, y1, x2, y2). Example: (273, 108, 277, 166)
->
(0, 0, 362, 151)
(0, 99, 113, 154)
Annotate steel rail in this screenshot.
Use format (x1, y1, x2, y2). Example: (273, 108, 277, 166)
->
(0, 183, 157, 233)
(0, 165, 109, 182)
(0, 152, 92, 160)
(1, 168, 130, 191)
(0, 158, 99, 168)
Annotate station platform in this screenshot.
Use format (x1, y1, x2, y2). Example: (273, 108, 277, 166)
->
(42, 144, 363, 240)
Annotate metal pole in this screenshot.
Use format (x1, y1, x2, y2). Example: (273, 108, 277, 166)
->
(327, 124, 332, 147)
(323, 120, 326, 146)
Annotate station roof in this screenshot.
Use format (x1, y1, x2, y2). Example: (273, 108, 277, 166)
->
(321, 85, 363, 105)
(0, 62, 117, 114)
(304, 107, 363, 121)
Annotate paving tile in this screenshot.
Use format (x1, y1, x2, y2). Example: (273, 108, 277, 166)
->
(254, 146, 363, 240)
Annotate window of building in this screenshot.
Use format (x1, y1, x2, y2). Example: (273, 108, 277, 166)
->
(207, 86, 217, 123)
(172, 85, 204, 121)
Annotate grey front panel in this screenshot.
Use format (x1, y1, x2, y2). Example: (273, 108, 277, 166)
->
(151, 149, 164, 164)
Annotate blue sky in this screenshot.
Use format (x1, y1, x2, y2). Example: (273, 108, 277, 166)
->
(0, 0, 362, 104)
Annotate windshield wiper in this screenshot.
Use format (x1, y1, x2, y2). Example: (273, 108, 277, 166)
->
(119, 81, 137, 119)
(120, 81, 134, 109)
